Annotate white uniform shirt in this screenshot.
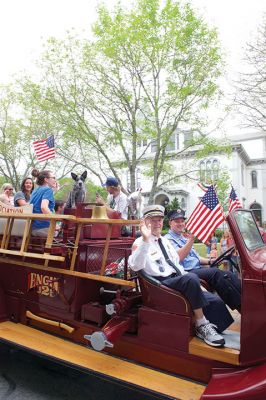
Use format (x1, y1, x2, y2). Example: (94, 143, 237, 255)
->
(128, 235, 186, 277)
(107, 191, 128, 219)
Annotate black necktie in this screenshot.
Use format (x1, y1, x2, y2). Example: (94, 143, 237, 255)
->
(157, 238, 181, 276)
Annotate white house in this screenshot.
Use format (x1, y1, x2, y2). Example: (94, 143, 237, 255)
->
(122, 132, 266, 225)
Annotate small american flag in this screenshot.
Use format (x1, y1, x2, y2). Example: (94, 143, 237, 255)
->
(229, 186, 242, 213)
(33, 135, 55, 162)
(186, 186, 225, 244)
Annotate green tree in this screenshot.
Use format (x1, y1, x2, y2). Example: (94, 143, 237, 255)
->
(0, 83, 79, 189)
(215, 170, 231, 212)
(163, 196, 180, 230)
(0, 84, 36, 189)
(234, 16, 266, 131)
(54, 177, 105, 203)
(21, 0, 224, 202)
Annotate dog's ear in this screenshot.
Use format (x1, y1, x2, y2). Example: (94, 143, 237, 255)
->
(71, 172, 78, 181)
(81, 171, 87, 180)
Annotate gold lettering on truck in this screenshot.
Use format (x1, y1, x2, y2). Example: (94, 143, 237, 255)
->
(28, 273, 59, 297)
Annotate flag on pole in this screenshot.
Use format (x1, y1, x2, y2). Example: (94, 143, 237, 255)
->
(33, 135, 55, 162)
(197, 182, 210, 192)
(186, 186, 225, 244)
(229, 186, 242, 213)
(197, 182, 218, 192)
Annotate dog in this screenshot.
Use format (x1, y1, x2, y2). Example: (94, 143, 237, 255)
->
(65, 171, 87, 208)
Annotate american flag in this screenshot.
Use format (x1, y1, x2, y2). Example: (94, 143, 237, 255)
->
(186, 186, 225, 243)
(197, 182, 211, 192)
(229, 186, 242, 213)
(33, 135, 55, 162)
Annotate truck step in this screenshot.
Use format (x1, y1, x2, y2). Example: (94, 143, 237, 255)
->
(0, 321, 205, 400)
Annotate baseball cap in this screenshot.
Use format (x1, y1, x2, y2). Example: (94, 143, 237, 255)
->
(167, 209, 186, 220)
(102, 177, 119, 187)
(143, 204, 165, 219)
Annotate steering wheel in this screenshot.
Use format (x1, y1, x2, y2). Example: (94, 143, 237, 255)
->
(210, 246, 239, 272)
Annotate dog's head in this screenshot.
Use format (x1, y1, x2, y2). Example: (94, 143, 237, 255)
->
(71, 171, 87, 190)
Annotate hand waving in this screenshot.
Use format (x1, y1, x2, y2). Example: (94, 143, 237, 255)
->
(139, 219, 151, 242)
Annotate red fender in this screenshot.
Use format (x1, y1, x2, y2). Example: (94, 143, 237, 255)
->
(201, 364, 266, 400)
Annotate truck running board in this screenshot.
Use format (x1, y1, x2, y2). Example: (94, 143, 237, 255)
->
(0, 321, 205, 400)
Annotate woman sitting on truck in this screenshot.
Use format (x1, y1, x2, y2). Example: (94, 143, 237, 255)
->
(14, 177, 34, 207)
(30, 169, 56, 237)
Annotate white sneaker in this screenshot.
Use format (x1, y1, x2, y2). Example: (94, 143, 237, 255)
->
(196, 323, 225, 347)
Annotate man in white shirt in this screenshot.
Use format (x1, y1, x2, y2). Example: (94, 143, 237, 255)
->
(96, 176, 128, 219)
(129, 205, 234, 348)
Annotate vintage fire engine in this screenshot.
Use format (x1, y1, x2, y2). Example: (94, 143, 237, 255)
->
(0, 201, 265, 400)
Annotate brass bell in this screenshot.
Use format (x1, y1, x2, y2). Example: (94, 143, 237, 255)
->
(91, 205, 109, 219)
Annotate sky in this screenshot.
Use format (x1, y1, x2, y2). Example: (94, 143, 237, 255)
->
(0, 0, 265, 157)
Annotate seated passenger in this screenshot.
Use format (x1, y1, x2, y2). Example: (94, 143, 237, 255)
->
(96, 176, 128, 219)
(129, 205, 235, 348)
(30, 169, 56, 237)
(14, 177, 34, 206)
(164, 209, 241, 312)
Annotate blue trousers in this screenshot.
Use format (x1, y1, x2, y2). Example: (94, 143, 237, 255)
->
(189, 267, 241, 310)
(159, 272, 234, 332)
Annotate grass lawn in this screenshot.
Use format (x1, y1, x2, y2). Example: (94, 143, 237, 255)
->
(193, 243, 207, 257)
(194, 243, 221, 257)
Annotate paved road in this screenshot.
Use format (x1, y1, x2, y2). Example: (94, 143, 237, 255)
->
(0, 345, 165, 400)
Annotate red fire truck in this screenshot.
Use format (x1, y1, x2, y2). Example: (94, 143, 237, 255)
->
(0, 202, 265, 399)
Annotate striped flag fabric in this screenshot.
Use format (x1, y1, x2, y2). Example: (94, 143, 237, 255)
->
(197, 182, 208, 192)
(229, 186, 242, 213)
(197, 182, 217, 192)
(33, 135, 55, 162)
(197, 182, 211, 192)
(186, 186, 225, 244)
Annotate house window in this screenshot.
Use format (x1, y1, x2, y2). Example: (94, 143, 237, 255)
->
(241, 163, 244, 186)
(181, 197, 186, 210)
(212, 159, 219, 181)
(166, 133, 176, 151)
(136, 168, 141, 189)
(199, 159, 220, 183)
(176, 134, 180, 150)
(184, 131, 193, 147)
(137, 139, 148, 147)
(206, 160, 212, 183)
(200, 161, 205, 182)
(251, 171, 257, 188)
(151, 140, 157, 153)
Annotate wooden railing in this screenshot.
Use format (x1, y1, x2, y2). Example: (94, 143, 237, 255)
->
(0, 212, 140, 288)
(0, 213, 76, 262)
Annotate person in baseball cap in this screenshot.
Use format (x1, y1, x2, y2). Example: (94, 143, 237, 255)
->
(102, 176, 119, 187)
(96, 176, 128, 219)
(167, 209, 186, 221)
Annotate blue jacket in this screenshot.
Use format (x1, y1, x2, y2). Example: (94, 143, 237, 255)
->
(164, 230, 201, 270)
